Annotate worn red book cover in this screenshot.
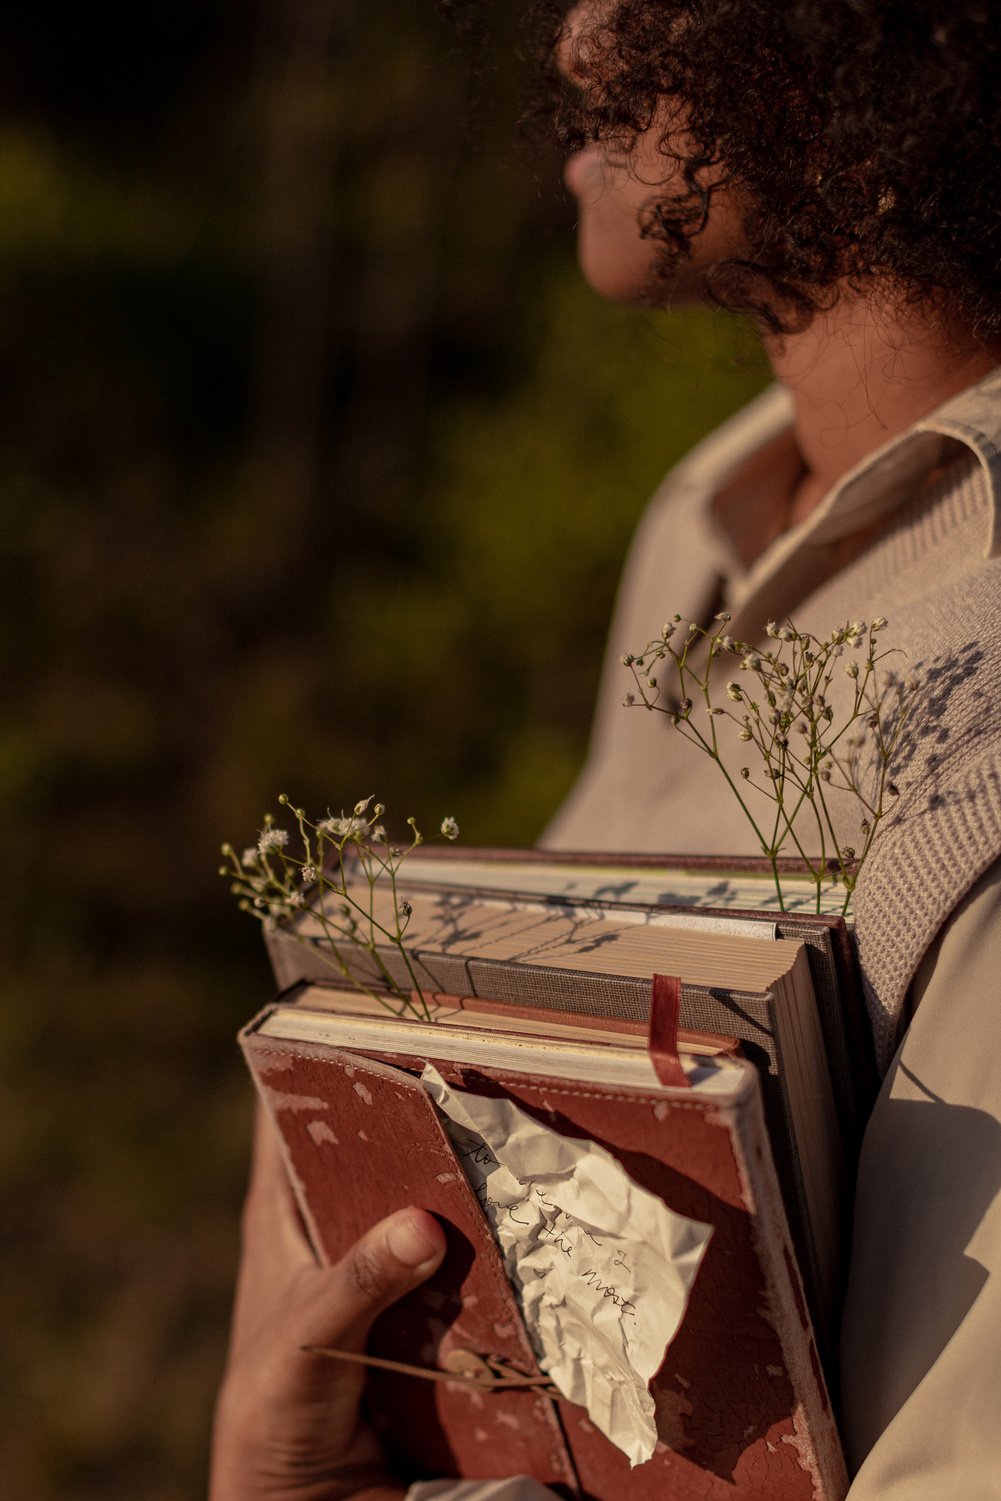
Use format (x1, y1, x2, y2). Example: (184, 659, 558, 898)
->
(240, 999, 847, 1501)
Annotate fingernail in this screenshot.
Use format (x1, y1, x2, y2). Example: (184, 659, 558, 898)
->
(386, 1211, 443, 1270)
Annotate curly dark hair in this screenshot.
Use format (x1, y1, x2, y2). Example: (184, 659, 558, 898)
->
(527, 0, 1001, 337)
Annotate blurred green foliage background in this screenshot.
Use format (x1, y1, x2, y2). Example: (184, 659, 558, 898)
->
(0, 2, 768, 1496)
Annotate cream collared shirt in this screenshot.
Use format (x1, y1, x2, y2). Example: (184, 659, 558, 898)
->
(543, 372, 1001, 1494)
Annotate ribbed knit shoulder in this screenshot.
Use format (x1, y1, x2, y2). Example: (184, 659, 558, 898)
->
(820, 458, 1001, 1068)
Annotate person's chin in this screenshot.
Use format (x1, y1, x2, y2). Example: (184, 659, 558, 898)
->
(579, 229, 719, 310)
(573, 221, 658, 304)
(577, 258, 648, 303)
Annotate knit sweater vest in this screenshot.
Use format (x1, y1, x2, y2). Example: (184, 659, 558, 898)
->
(802, 455, 1001, 1070)
(546, 445, 1001, 1075)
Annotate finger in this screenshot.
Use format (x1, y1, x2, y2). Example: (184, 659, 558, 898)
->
(295, 1206, 447, 1355)
(276, 1207, 447, 1435)
(214, 1206, 448, 1487)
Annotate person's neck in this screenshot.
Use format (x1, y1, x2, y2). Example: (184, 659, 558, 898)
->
(764, 291, 1001, 525)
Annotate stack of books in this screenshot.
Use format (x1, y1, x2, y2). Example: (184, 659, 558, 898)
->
(240, 848, 874, 1501)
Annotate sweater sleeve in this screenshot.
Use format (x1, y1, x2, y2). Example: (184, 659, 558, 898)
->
(839, 855, 1001, 1496)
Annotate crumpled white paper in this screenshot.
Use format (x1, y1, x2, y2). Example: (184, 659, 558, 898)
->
(422, 1065, 713, 1466)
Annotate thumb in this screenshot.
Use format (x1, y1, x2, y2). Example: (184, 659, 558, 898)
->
(211, 1209, 448, 1498)
(316, 1207, 447, 1350)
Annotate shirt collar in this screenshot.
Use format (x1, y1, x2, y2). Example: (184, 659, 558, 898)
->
(916, 365, 1001, 558)
(717, 364, 1001, 610)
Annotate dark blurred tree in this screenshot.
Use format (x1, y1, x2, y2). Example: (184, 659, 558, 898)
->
(0, 2, 767, 1496)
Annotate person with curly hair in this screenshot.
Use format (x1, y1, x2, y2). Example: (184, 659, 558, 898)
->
(211, 3, 1001, 1497)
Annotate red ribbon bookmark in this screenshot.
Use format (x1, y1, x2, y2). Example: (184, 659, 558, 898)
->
(648, 973, 689, 1088)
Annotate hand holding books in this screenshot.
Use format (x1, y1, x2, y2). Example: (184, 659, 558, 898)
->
(209, 1106, 445, 1501)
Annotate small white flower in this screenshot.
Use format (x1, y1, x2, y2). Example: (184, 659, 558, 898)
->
(354, 796, 374, 815)
(738, 727, 753, 741)
(319, 815, 366, 839)
(241, 847, 259, 867)
(622, 692, 636, 707)
(870, 616, 888, 631)
(726, 681, 742, 702)
(440, 816, 459, 841)
(845, 661, 859, 679)
(714, 611, 732, 623)
(741, 653, 762, 671)
(301, 864, 317, 884)
(765, 621, 779, 638)
(258, 828, 289, 855)
(371, 825, 387, 843)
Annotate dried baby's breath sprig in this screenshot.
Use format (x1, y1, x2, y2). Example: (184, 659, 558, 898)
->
(624, 615, 911, 913)
(221, 799, 460, 1020)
